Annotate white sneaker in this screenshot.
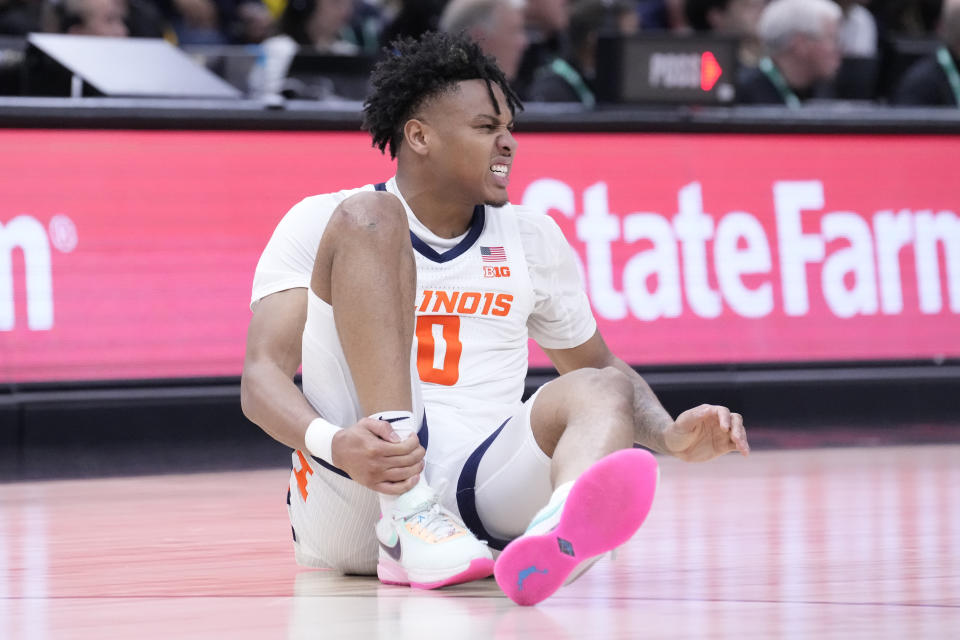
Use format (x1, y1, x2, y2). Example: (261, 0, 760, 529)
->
(376, 483, 494, 589)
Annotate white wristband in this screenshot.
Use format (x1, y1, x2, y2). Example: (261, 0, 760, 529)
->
(304, 417, 341, 465)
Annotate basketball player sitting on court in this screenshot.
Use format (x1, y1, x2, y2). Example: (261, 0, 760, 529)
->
(241, 31, 750, 606)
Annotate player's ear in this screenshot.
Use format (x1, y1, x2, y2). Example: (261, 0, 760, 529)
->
(403, 118, 430, 156)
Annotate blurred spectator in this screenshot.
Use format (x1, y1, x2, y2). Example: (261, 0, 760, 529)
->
(636, 0, 687, 30)
(166, 0, 223, 42)
(1, 0, 39, 96)
(1, 0, 42, 34)
(344, 0, 385, 55)
(247, 0, 357, 98)
(836, 0, 877, 57)
(737, 0, 842, 106)
(518, 0, 637, 105)
(379, 0, 447, 48)
(872, 0, 942, 36)
(871, 0, 942, 100)
(152, 0, 272, 44)
(831, 0, 879, 100)
(42, 0, 129, 36)
(513, 0, 565, 91)
(616, 0, 640, 33)
(563, 0, 639, 97)
(685, 0, 764, 67)
(515, 0, 589, 104)
(277, 0, 355, 51)
(524, 0, 567, 33)
(233, 1, 274, 42)
(439, 0, 528, 82)
(892, 0, 960, 106)
(125, 0, 173, 38)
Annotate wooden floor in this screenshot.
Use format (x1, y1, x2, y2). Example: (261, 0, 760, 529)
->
(1, 445, 958, 639)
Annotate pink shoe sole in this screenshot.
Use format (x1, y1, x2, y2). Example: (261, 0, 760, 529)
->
(378, 557, 494, 590)
(494, 448, 659, 606)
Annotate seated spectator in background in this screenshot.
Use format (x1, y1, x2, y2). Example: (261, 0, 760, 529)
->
(1, 0, 40, 95)
(165, 0, 224, 43)
(1, 0, 42, 34)
(42, 0, 128, 36)
(153, 0, 272, 44)
(831, 0, 879, 100)
(836, 0, 877, 58)
(378, 0, 447, 49)
(280, 0, 355, 52)
(557, 0, 639, 104)
(519, 0, 637, 106)
(893, 0, 960, 106)
(231, 1, 274, 43)
(516, 0, 590, 104)
(636, 0, 687, 30)
(616, 0, 640, 33)
(685, 0, 764, 67)
(872, 0, 942, 37)
(8, 0, 171, 38)
(124, 0, 173, 39)
(870, 0, 942, 101)
(344, 0, 386, 55)
(248, 0, 357, 98)
(736, 0, 842, 106)
(439, 0, 528, 82)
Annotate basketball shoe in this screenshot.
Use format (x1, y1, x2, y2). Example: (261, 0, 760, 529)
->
(376, 482, 494, 589)
(494, 448, 659, 606)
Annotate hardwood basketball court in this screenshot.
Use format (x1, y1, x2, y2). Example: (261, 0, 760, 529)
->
(1, 444, 958, 638)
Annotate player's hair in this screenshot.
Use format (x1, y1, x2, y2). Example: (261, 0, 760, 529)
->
(758, 0, 842, 54)
(362, 30, 523, 159)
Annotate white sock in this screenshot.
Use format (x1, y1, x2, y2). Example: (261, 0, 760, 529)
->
(368, 410, 427, 514)
(369, 409, 417, 439)
(526, 480, 575, 534)
(550, 480, 575, 507)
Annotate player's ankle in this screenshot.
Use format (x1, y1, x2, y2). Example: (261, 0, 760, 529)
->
(367, 409, 416, 439)
(379, 477, 433, 515)
(525, 480, 574, 535)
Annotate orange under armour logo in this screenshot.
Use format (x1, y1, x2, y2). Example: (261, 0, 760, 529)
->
(294, 450, 313, 501)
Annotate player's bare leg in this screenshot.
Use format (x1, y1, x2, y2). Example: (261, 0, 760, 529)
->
(312, 191, 416, 417)
(311, 191, 493, 588)
(494, 367, 659, 605)
(527, 367, 636, 485)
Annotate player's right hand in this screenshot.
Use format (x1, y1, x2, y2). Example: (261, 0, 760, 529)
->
(330, 417, 425, 494)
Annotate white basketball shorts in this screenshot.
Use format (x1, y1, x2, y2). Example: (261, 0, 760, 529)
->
(289, 292, 553, 574)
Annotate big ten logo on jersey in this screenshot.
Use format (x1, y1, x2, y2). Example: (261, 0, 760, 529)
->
(483, 265, 511, 278)
(417, 289, 513, 317)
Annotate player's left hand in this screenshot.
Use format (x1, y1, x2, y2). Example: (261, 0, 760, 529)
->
(663, 404, 749, 462)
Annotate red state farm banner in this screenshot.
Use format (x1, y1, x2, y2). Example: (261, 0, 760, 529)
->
(0, 130, 958, 383)
(514, 133, 960, 367)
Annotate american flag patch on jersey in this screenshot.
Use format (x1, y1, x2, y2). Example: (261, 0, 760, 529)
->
(481, 246, 506, 262)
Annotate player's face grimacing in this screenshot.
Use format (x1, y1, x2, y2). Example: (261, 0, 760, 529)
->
(421, 79, 517, 208)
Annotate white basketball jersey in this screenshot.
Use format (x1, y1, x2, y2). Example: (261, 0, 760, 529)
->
(252, 177, 596, 458)
(405, 192, 534, 439)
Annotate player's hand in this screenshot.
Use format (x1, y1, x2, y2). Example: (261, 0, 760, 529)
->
(330, 418, 425, 494)
(663, 404, 749, 462)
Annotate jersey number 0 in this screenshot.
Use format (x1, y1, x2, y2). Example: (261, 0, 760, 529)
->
(415, 315, 462, 385)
